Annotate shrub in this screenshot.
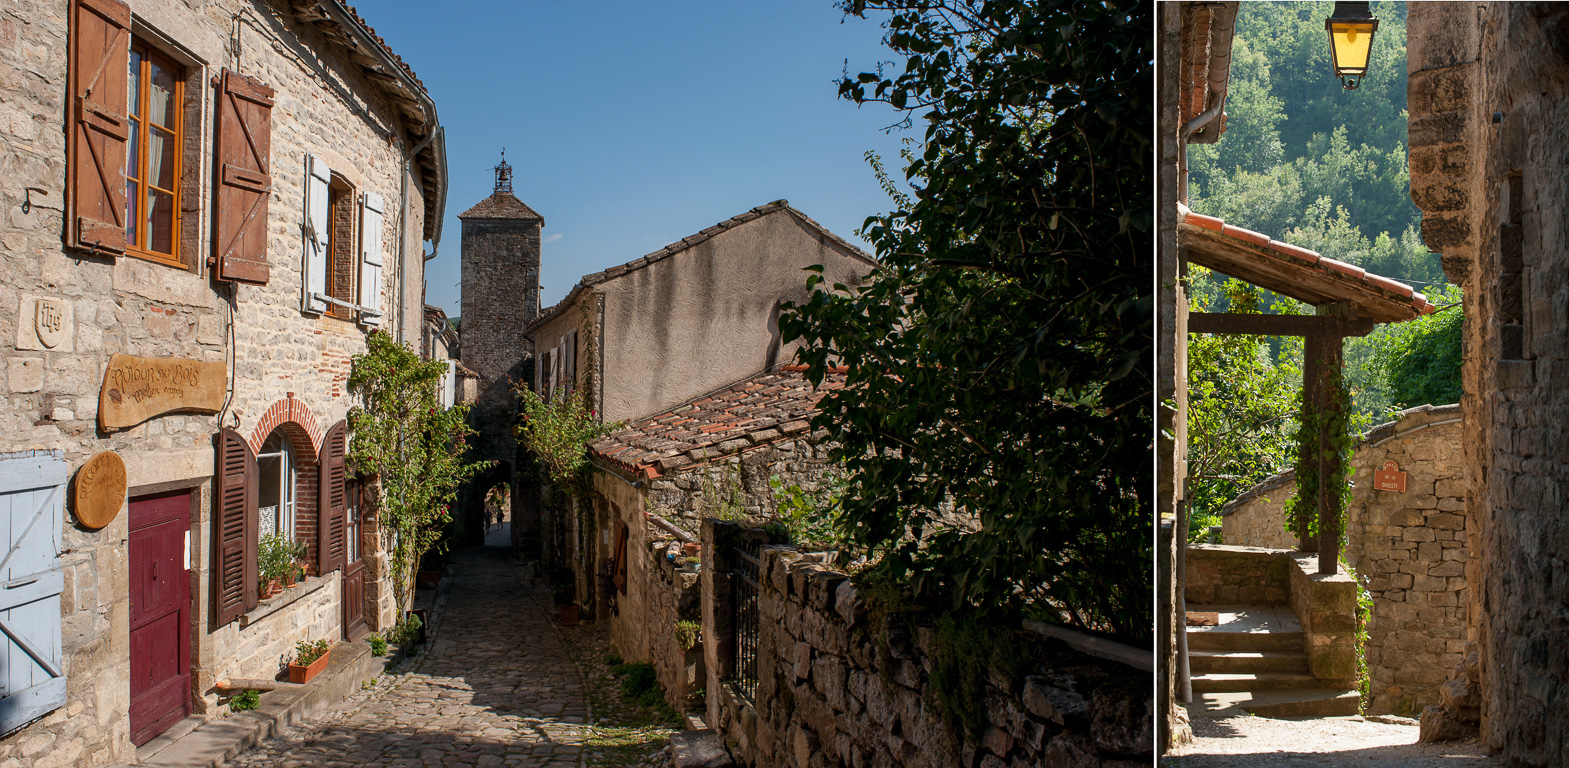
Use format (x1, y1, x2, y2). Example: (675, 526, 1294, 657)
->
(369, 634, 388, 656)
(674, 620, 700, 651)
(229, 689, 260, 712)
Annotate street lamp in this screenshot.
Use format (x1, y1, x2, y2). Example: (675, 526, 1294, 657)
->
(1325, 2, 1379, 90)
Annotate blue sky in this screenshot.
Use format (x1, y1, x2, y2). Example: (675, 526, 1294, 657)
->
(366, 1, 917, 315)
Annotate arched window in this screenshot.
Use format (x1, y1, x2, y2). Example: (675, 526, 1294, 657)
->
(257, 429, 297, 540)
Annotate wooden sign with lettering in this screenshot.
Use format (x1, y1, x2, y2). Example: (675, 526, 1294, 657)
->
(99, 354, 226, 430)
(1374, 460, 1408, 492)
(75, 451, 127, 529)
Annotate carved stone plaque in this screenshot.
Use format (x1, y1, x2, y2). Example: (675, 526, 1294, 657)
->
(15, 294, 74, 351)
(74, 451, 126, 530)
(35, 298, 68, 348)
(99, 354, 226, 430)
(1374, 460, 1408, 493)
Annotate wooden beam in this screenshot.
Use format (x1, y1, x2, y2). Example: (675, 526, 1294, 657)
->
(1187, 312, 1376, 337)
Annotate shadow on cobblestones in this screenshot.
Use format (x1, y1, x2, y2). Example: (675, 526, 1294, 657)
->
(227, 541, 671, 767)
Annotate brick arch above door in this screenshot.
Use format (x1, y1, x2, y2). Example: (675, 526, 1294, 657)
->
(249, 394, 324, 456)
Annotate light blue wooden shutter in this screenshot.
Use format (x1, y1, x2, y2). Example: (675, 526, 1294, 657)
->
(0, 450, 67, 736)
(302, 154, 331, 315)
(358, 192, 385, 327)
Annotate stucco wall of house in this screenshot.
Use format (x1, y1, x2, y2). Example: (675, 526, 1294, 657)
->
(1407, 3, 1569, 758)
(595, 210, 873, 424)
(0, 0, 428, 762)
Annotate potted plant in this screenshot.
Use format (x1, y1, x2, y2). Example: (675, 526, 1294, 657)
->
(287, 638, 332, 684)
(284, 540, 308, 587)
(258, 533, 294, 598)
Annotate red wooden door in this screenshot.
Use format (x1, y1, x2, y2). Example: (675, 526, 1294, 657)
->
(340, 481, 366, 641)
(129, 491, 191, 746)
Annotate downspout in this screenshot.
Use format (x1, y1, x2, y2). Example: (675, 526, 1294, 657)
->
(1177, 2, 1237, 201)
(1175, 0, 1236, 705)
(397, 125, 441, 346)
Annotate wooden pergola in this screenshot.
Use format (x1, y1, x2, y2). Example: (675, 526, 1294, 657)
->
(1178, 204, 1435, 574)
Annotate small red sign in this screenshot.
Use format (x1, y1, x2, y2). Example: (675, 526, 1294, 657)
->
(1375, 460, 1407, 492)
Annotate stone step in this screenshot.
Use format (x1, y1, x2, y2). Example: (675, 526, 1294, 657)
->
(1186, 628, 1304, 653)
(1189, 650, 1310, 675)
(1190, 672, 1335, 693)
(670, 729, 734, 768)
(1192, 689, 1362, 718)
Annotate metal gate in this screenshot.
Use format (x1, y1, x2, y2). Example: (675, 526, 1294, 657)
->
(730, 540, 762, 701)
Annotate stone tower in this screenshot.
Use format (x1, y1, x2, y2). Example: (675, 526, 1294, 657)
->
(458, 153, 543, 541)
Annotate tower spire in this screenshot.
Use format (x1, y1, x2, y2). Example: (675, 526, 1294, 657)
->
(493, 149, 512, 194)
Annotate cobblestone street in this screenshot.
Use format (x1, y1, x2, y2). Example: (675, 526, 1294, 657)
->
(227, 524, 676, 768)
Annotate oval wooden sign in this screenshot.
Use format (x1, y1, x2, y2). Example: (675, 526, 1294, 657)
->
(75, 451, 127, 530)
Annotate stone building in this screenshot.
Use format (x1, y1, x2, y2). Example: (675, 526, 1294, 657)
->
(456, 156, 542, 545)
(421, 303, 474, 408)
(585, 366, 845, 709)
(1405, 4, 1569, 761)
(1220, 404, 1466, 716)
(520, 201, 874, 698)
(0, 0, 443, 762)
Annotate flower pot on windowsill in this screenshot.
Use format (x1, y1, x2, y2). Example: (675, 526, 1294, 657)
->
(282, 569, 298, 588)
(263, 579, 283, 599)
(287, 649, 331, 684)
(558, 604, 579, 626)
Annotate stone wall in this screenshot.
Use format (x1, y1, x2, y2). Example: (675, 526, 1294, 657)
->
(1182, 545, 1291, 606)
(458, 214, 540, 467)
(1407, 4, 1569, 759)
(1219, 405, 1465, 714)
(647, 440, 836, 536)
(0, 0, 428, 762)
(701, 526, 1152, 767)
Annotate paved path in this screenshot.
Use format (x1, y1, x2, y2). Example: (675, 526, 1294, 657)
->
(1166, 710, 1500, 767)
(229, 526, 600, 768)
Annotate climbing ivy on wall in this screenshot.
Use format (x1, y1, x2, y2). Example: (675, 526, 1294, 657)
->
(1284, 366, 1354, 541)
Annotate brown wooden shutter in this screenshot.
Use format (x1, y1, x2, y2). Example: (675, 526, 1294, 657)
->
(214, 69, 275, 284)
(66, 0, 131, 255)
(215, 428, 257, 624)
(317, 421, 347, 574)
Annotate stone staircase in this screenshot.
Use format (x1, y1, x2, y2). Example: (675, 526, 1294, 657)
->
(1186, 604, 1360, 717)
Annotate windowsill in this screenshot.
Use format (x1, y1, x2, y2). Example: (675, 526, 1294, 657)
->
(238, 573, 330, 628)
(125, 246, 189, 271)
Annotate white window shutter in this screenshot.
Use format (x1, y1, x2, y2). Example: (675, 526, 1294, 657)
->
(359, 192, 386, 327)
(302, 155, 331, 314)
(442, 360, 456, 408)
(0, 451, 68, 737)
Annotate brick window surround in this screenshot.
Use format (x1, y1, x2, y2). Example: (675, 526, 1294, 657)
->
(249, 396, 325, 572)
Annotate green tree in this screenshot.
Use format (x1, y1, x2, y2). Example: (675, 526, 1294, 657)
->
(782, 0, 1150, 641)
(1185, 273, 1300, 535)
(347, 332, 489, 613)
(1351, 284, 1463, 413)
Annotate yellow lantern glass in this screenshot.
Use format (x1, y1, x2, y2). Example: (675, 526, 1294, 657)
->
(1329, 23, 1376, 75)
(1325, 3, 1379, 89)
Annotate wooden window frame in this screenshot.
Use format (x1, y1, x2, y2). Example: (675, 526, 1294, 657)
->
(324, 176, 358, 320)
(124, 38, 185, 269)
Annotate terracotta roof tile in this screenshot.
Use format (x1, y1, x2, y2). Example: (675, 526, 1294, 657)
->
(1187, 211, 1224, 232)
(1176, 203, 1434, 318)
(1220, 223, 1270, 246)
(458, 191, 544, 222)
(1267, 240, 1319, 264)
(588, 368, 845, 480)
